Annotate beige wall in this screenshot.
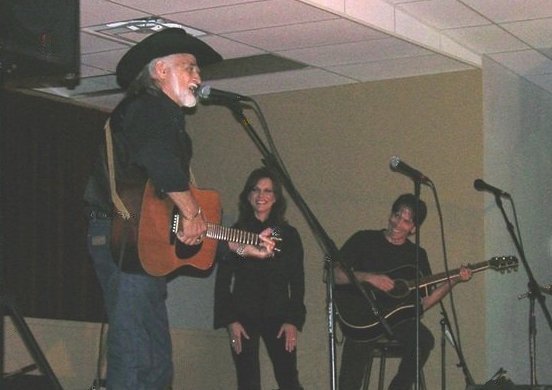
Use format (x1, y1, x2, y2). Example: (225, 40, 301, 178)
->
(6, 69, 484, 389)
(483, 57, 552, 384)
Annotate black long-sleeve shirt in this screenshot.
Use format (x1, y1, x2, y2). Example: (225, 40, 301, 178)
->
(214, 218, 306, 331)
(340, 229, 431, 276)
(84, 92, 193, 210)
(84, 91, 193, 273)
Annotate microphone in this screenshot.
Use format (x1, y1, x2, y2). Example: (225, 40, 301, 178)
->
(197, 84, 251, 102)
(389, 156, 431, 184)
(473, 179, 510, 198)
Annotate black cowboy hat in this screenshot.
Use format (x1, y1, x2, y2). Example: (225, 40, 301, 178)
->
(116, 28, 223, 89)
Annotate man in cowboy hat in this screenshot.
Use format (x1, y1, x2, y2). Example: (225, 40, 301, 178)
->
(83, 28, 274, 389)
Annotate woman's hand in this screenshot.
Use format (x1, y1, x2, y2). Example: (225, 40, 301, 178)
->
(277, 323, 298, 352)
(258, 227, 277, 254)
(228, 322, 249, 355)
(229, 228, 277, 259)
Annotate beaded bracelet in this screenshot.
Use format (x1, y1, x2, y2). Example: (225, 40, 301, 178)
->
(236, 244, 246, 257)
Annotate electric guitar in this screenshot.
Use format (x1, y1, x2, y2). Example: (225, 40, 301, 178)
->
(334, 256, 518, 341)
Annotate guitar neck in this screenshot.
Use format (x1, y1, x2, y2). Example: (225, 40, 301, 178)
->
(409, 261, 491, 290)
(205, 223, 260, 246)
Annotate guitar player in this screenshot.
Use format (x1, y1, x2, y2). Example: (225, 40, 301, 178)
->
(334, 193, 472, 390)
(83, 29, 275, 389)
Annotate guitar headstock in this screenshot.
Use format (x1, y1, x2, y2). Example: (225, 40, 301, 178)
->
(489, 256, 518, 273)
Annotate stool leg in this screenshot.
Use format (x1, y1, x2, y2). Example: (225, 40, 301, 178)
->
(419, 369, 426, 390)
(378, 350, 387, 390)
(362, 357, 374, 390)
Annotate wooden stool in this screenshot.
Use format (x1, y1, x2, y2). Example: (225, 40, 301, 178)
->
(361, 338, 426, 390)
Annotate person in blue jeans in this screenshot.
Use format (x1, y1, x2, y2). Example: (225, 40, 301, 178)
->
(84, 29, 274, 389)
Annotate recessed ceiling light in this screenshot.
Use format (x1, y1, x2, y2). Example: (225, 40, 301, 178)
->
(83, 16, 206, 45)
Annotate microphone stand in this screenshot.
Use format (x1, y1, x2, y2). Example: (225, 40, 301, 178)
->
(493, 193, 552, 386)
(226, 102, 394, 390)
(438, 302, 474, 388)
(413, 179, 422, 390)
(440, 317, 447, 389)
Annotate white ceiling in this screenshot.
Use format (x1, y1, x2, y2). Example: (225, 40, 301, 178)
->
(32, 0, 552, 110)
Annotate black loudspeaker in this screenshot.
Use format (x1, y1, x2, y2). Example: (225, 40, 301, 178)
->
(0, 0, 80, 88)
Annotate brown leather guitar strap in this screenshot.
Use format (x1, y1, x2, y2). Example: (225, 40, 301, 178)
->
(104, 117, 131, 220)
(103, 117, 132, 270)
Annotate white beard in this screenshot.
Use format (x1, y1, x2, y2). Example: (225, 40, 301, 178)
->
(165, 72, 198, 108)
(180, 93, 197, 108)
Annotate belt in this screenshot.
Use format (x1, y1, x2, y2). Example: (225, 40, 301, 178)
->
(86, 208, 113, 220)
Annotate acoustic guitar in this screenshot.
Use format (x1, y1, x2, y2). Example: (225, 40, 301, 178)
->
(111, 180, 278, 277)
(334, 256, 518, 341)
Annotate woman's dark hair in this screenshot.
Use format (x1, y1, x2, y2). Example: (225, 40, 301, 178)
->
(237, 167, 287, 225)
(391, 193, 427, 226)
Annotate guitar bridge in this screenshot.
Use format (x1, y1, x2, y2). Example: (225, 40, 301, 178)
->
(170, 206, 179, 244)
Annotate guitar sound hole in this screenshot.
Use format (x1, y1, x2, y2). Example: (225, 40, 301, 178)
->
(389, 281, 409, 298)
(175, 240, 203, 259)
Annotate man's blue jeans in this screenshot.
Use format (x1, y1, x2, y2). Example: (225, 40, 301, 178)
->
(87, 217, 173, 389)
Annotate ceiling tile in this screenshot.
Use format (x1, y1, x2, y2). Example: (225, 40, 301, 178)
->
(308, 0, 346, 12)
(81, 49, 127, 74)
(280, 37, 432, 67)
(329, 54, 474, 81)
(79, 63, 113, 78)
(461, 0, 552, 23)
(397, 0, 490, 29)
(167, 0, 336, 34)
(385, 0, 421, 3)
(223, 19, 388, 52)
(501, 18, 552, 49)
(80, 0, 149, 27)
(110, 0, 254, 15)
(444, 25, 529, 54)
(200, 36, 266, 59)
(207, 68, 356, 96)
(345, 0, 396, 31)
(80, 32, 129, 54)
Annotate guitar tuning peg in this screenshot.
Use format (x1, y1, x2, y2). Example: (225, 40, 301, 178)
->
(273, 247, 281, 252)
(271, 237, 283, 241)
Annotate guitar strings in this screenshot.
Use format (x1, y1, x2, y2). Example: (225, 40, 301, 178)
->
(206, 223, 259, 245)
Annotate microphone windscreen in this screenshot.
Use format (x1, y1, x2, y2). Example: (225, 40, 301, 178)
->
(473, 179, 485, 191)
(197, 84, 211, 100)
(390, 156, 400, 169)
